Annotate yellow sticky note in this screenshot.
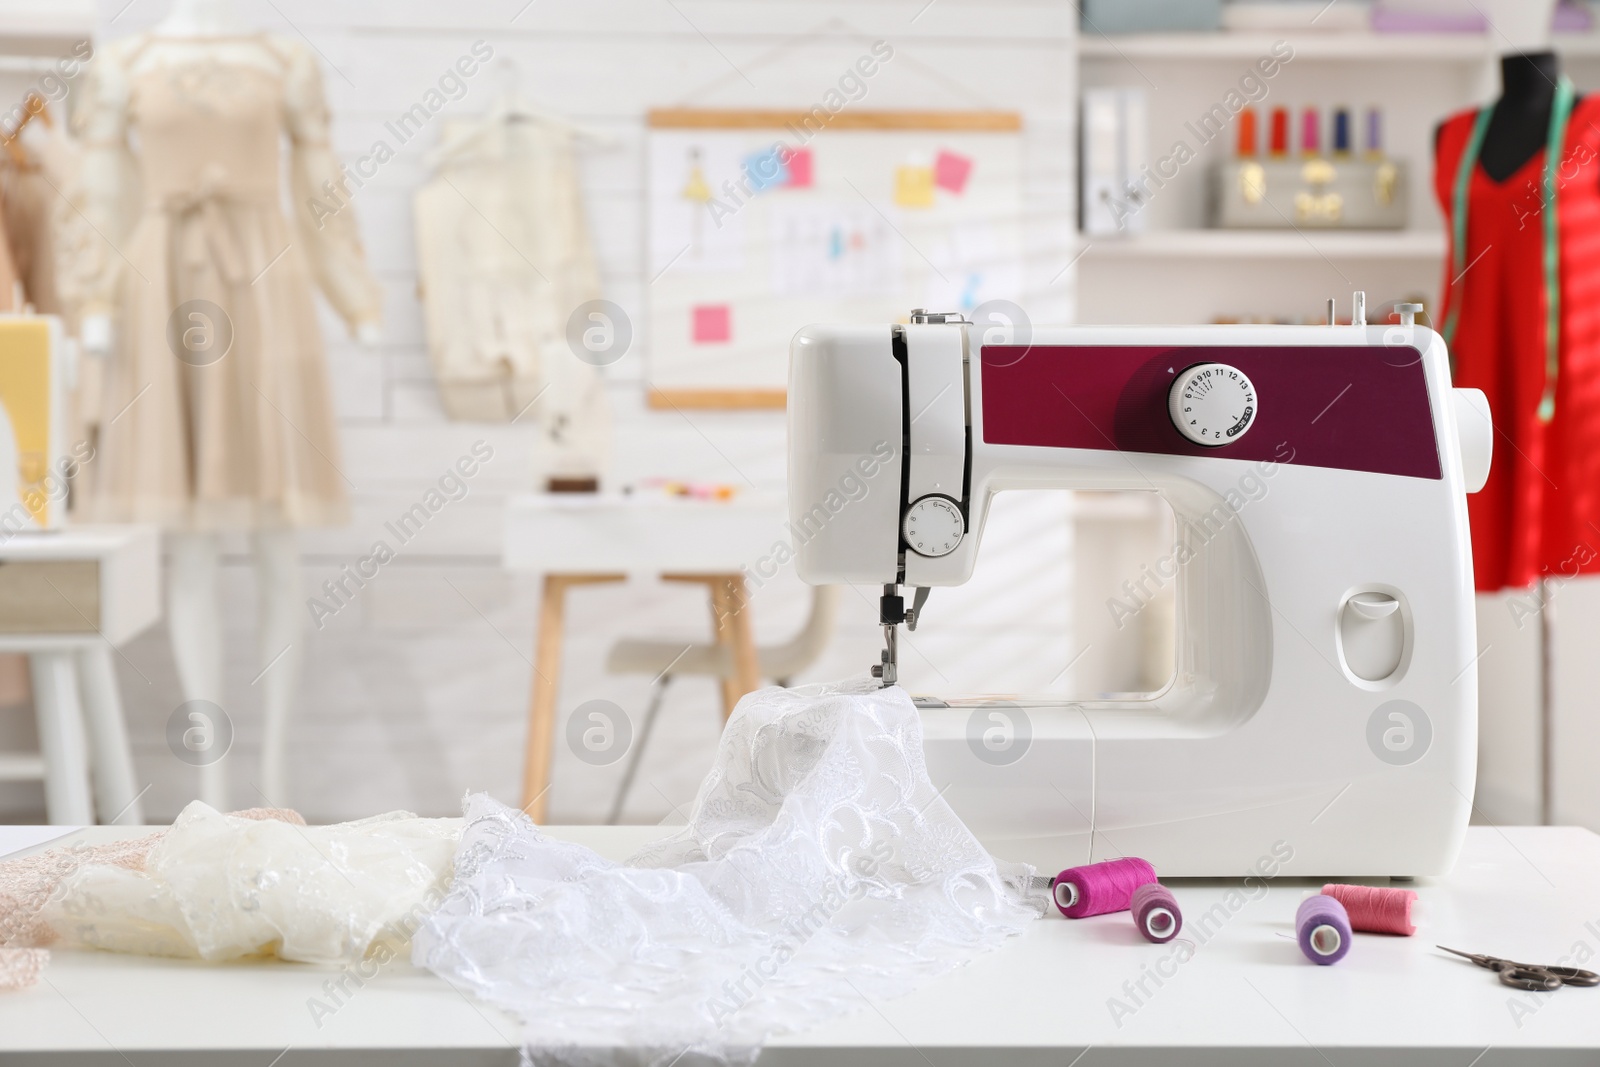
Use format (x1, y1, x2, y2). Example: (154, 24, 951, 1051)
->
(894, 165, 935, 208)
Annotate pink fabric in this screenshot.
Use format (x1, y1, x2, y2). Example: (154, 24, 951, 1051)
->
(0, 947, 48, 992)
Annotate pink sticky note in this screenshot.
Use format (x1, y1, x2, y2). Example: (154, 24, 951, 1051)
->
(783, 146, 813, 188)
(933, 150, 972, 194)
(693, 304, 731, 343)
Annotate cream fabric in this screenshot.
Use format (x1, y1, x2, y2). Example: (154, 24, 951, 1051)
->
(415, 112, 609, 476)
(76, 34, 381, 530)
(0, 806, 308, 990)
(40, 803, 458, 965)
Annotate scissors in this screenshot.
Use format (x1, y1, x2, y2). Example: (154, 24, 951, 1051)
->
(1438, 946, 1600, 992)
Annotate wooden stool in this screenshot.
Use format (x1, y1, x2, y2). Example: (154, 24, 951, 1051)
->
(519, 571, 759, 822)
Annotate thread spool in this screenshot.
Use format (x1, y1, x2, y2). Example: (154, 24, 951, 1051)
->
(1052, 857, 1157, 919)
(1296, 894, 1352, 965)
(1269, 107, 1290, 157)
(1320, 883, 1418, 936)
(1130, 882, 1182, 943)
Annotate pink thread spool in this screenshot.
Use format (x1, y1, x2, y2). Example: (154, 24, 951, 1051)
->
(1052, 857, 1157, 918)
(1130, 882, 1182, 943)
(1320, 883, 1418, 936)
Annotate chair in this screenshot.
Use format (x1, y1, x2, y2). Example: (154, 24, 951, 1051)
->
(602, 583, 840, 822)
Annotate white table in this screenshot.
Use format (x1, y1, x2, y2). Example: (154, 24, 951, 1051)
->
(0, 526, 159, 825)
(3, 824, 1598, 1065)
(502, 492, 788, 819)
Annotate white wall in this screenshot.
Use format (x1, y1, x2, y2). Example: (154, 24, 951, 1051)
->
(0, 0, 1080, 823)
(1476, 578, 1600, 831)
(7, 3, 1589, 833)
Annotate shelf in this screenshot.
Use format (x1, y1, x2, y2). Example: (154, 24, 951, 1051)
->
(1078, 229, 1446, 260)
(1078, 31, 1600, 61)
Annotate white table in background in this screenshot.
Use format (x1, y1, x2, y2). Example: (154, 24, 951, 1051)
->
(502, 492, 787, 820)
(0, 525, 158, 825)
(3, 825, 1598, 1064)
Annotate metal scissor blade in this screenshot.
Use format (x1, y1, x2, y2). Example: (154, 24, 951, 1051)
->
(1437, 945, 1502, 970)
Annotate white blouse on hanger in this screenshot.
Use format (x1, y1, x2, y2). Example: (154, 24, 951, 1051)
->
(414, 102, 610, 477)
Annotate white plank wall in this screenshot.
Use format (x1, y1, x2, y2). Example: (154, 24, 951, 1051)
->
(0, 0, 1080, 822)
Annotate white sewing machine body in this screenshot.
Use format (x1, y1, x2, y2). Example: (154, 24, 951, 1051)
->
(788, 310, 1491, 877)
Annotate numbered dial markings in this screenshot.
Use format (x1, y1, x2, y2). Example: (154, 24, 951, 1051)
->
(1168, 363, 1258, 446)
(903, 496, 965, 558)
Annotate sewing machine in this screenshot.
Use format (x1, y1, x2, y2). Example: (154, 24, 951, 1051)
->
(787, 297, 1492, 877)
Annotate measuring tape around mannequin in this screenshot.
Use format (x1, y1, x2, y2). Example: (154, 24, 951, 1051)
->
(1441, 76, 1574, 423)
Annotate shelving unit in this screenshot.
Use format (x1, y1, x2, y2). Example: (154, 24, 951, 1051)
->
(1078, 30, 1600, 61)
(1068, 27, 1540, 323)
(1070, 23, 1600, 835)
(1080, 229, 1445, 260)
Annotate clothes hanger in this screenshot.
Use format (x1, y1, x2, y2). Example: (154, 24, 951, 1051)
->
(426, 60, 615, 168)
(154, 0, 250, 38)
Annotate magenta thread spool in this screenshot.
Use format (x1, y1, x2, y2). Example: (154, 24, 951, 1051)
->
(1296, 894, 1352, 965)
(1130, 882, 1182, 943)
(1052, 857, 1157, 918)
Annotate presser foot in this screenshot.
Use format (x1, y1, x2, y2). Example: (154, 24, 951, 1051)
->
(871, 585, 929, 687)
(872, 624, 899, 686)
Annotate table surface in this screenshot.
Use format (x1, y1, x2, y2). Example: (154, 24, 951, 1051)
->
(502, 491, 788, 574)
(3, 824, 1599, 1066)
(0, 524, 157, 560)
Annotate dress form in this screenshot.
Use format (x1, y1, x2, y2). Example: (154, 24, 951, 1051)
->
(1433, 53, 1576, 182)
(1481, 52, 1568, 182)
(1433, 36, 1600, 823)
(97, 0, 383, 811)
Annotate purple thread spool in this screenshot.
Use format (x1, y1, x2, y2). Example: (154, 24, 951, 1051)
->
(1052, 857, 1157, 918)
(1131, 882, 1182, 943)
(1296, 894, 1352, 965)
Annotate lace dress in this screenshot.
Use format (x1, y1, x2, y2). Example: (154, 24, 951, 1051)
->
(75, 34, 381, 530)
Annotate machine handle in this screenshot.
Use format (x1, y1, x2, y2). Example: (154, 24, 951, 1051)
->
(1452, 388, 1493, 494)
(1346, 593, 1399, 620)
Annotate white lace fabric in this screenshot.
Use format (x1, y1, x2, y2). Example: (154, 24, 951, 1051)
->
(41, 803, 461, 964)
(414, 680, 1046, 1062)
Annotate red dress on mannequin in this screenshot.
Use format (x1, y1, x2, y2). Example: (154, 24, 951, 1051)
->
(1435, 95, 1600, 592)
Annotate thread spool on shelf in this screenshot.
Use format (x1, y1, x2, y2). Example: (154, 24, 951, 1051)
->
(1321, 883, 1419, 936)
(1130, 882, 1182, 943)
(1053, 857, 1157, 919)
(1297, 894, 1352, 965)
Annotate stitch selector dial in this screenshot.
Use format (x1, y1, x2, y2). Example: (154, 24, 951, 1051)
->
(1169, 363, 1258, 446)
(903, 495, 964, 557)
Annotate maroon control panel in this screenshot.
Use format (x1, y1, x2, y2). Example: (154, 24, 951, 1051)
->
(979, 344, 1443, 480)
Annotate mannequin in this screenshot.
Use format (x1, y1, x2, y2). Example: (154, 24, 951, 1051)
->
(1434, 34, 1600, 826)
(1479, 52, 1567, 181)
(1432, 0, 1563, 178)
(78, 0, 383, 809)
(1433, 52, 1571, 182)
